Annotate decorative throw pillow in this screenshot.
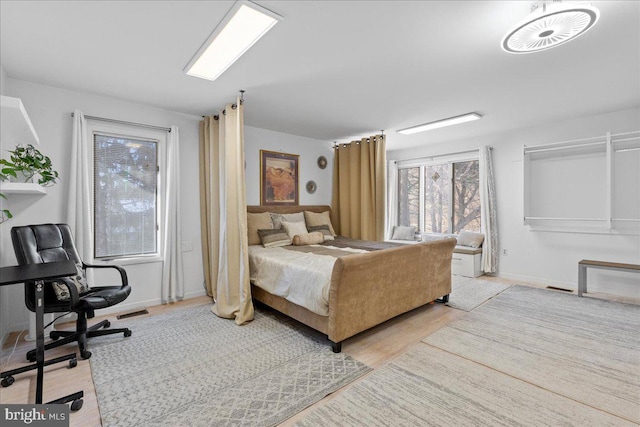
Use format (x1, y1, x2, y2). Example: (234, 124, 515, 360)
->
(457, 230, 485, 248)
(270, 212, 305, 230)
(282, 220, 309, 241)
(247, 212, 273, 246)
(292, 232, 325, 246)
(52, 263, 89, 301)
(304, 211, 336, 236)
(391, 225, 417, 241)
(258, 228, 291, 247)
(307, 224, 335, 241)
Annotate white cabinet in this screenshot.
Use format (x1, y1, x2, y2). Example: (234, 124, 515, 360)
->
(451, 247, 483, 278)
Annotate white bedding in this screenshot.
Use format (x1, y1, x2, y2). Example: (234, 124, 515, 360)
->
(248, 245, 367, 316)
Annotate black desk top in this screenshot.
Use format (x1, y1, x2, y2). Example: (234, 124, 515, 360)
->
(0, 260, 77, 286)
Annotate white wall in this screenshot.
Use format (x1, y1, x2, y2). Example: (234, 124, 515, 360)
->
(244, 126, 333, 206)
(389, 107, 640, 298)
(0, 65, 9, 345)
(0, 65, 7, 95)
(0, 78, 206, 343)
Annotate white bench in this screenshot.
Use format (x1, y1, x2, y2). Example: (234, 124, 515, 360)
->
(386, 238, 484, 278)
(452, 246, 483, 278)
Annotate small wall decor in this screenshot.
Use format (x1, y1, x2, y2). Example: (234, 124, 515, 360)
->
(260, 150, 299, 205)
(305, 180, 317, 194)
(317, 156, 327, 169)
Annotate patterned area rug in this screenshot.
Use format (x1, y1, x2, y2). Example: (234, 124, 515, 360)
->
(447, 276, 512, 311)
(89, 304, 370, 427)
(297, 286, 639, 426)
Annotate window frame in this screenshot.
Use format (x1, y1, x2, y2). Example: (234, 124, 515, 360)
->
(86, 120, 166, 265)
(396, 152, 480, 235)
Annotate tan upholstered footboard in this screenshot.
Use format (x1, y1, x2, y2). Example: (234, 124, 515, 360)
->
(327, 238, 456, 346)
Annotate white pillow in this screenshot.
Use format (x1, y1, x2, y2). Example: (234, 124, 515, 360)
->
(282, 221, 309, 240)
(457, 230, 485, 248)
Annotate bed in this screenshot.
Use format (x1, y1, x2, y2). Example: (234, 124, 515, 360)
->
(247, 205, 456, 352)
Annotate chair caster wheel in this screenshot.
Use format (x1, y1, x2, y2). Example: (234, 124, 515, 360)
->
(26, 352, 36, 363)
(68, 358, 78, 369)
(104, 321, 111, 328)
(70, 399, 83, 411)
(124, 330, 132, 337)
(80, 350, 92, 360)
(1, 376, 15, 387)
(50, 334, 60, 341)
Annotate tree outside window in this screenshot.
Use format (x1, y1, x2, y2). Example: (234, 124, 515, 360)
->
(397, 159, 481, 235)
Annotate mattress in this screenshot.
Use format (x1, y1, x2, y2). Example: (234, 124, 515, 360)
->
(248, 243, 368, 316)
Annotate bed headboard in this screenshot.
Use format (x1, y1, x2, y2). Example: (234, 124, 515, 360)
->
(247, 205, 331, 215)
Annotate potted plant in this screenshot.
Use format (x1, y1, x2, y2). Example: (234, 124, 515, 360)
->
(1, 144, 59, 185)
(0, 144, 60, 223)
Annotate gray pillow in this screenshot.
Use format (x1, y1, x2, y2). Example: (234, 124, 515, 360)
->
(457, 230, 485, 248)
(421, 233, 456, 242)
(307, 224, 335, 241)
(257, 228, 291, 247)
(270, 212, 305, 230)
(391, 226, 416, 241)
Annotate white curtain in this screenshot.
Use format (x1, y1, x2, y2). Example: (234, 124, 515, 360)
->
(479, 145, 498, 273)
(386, 160, 398, 240)
(199, 98, 253, 325)
(67, 110, 93, 261)
(162, 126, 184, 303)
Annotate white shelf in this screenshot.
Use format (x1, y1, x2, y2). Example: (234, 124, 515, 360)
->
(1, 95, 40, 146)
(0, 182, 47, 195)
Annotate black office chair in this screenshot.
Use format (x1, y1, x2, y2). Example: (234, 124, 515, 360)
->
(11, 224, 132, 361)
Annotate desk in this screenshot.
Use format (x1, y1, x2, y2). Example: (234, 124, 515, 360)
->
(0, 261, 84, 410)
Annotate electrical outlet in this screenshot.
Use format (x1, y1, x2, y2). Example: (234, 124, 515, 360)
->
(181, 241, 193, 252)
(502, 249, 508, 256)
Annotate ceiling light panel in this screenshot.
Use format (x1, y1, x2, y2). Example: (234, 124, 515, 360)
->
(397, 113, 482, 135)
(185, 1, 282, 81)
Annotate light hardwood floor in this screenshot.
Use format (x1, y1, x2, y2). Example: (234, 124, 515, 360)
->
(1, 276, 637, 427)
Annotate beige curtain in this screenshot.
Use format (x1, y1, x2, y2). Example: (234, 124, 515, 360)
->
(199, 98, 254, 325)
(331, 134, 386, 241)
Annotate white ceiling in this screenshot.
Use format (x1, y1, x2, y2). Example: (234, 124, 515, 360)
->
(1, 1, 639, 150)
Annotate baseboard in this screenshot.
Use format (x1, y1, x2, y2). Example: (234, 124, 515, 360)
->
(2, 290, 210, 344)
(82, 289, 208, 318)
(495, 272, 576, 290)
(1, 320, 29, 349)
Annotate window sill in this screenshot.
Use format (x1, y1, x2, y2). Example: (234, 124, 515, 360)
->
(93, 255, 163, 266)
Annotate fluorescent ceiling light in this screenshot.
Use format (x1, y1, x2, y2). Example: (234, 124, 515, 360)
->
(397, 113, 482, 135)
(185, 1, 282, 81)
(502, 1, 599, 54)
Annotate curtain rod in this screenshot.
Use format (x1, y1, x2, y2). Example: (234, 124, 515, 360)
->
(333, 131, 385, 148)
(393, 148, 483, 163)
(70, 113, 171, 133)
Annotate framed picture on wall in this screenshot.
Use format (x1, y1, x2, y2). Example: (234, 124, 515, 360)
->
(260, 150, 299, 205)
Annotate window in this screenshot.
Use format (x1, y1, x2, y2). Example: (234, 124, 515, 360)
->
(398, 167, 420, 228)
(397, 158, 481, 234)
(91, 129, 162, 260)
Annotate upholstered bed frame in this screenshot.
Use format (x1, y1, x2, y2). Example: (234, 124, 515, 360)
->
(247, 205, 456, 352)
